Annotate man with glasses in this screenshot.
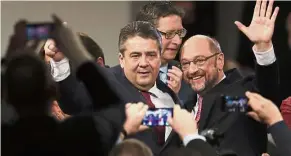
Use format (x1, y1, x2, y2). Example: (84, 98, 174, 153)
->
(135, 1, 192, 104)
(180, 0, 280, 155)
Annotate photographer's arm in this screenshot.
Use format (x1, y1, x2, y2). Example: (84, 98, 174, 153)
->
(246, 91, 291, 156)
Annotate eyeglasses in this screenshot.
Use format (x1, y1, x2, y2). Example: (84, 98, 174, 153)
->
(158, 28, 187, 39)
(181, 53, 220, 70)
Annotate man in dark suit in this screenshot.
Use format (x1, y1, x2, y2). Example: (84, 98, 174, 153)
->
(50, 18, 185, 155)
(180, 0, 280, 155)
(135, 2, 193, 104)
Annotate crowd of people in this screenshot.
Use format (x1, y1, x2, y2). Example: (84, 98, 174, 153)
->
(2, 0, 291, 156)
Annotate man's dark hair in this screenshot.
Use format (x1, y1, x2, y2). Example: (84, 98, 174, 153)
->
(78, 32, 105, 64)
(3, 52, 56, 112)
(109, 139, 153, 156)
(118, 21, 162, 54)
(136, 1, 185, 26)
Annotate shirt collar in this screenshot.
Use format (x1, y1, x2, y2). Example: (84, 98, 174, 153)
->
(148, 82, 159, 98)
(159, 63, 168, 73)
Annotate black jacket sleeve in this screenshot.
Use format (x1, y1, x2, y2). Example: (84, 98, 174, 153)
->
(255, 61, 281, 107)
(57, 61, 122, 115)
(186, 139, 217, 156)
(268, 121, 291, 156)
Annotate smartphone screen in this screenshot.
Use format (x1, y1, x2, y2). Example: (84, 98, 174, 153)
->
(142, 108, 173, 126)
(221, 95, 249, 112)
(26, 23, 54, 40)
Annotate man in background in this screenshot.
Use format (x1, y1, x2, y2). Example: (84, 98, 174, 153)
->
(135, 1, 192, 103)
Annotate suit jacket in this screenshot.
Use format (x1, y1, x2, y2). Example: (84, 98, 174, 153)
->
(57, 62, 184, 156)
(184, 62, 280, 156)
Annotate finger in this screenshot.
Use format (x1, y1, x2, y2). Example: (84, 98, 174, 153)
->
(138, 125, 149, 132)
(247, 112, 261, 121)
(136, 102, 143, 110)
(33, 40, 46, 55)
(260, 0, 267, 17)
(246, 91, 261, 100)
(167, 116, 173, 126)
(167, 72, 180, 83)
(167, 81, 175, 91)
(137, 102, 146, 106)
(64, 114, 71, 118)
(253, 0, 262, 19)
(271, 7, 279, 23)
(173, 105, 181, 116)
(168, 68, 182, 78)
(265, 0, 274, 19)
(262, 153, 270, 156)
(45, 51, 56, 57)
(234, 21, 249, 37)
(249, 92, 264, 100)
(246, 92, 261, 110)
(172, 66, 181, 71)
(125, 103, 132, 109)
(52, 112, 62, 120)
(140, 105, 148, 116)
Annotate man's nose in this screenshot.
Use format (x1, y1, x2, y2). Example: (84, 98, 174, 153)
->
(171, 34, 182, 45)
(139, 55, 149, 67)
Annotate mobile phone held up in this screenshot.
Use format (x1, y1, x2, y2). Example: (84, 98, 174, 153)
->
(26, 23, 54, 40)
(221, 95, 251, 113)
(142, 108, 173, 127)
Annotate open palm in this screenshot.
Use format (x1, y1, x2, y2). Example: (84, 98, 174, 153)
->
(235, 0, 279, 44)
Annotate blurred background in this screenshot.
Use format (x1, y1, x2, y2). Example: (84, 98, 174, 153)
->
(1, 1, 290, 97)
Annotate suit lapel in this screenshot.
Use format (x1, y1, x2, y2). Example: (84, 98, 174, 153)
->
(198, 93, 219, 130)
(198, 69, 243, 130)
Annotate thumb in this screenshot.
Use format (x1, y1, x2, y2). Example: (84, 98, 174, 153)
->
(247, 112, 261, 122)
(138, 125, 149, 132)
(262, 153, 270, 156)
(167, 116, 173, 126)
(234, 21, 248, 36)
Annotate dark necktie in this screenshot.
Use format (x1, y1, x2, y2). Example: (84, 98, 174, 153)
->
(141, 91, 165, 145)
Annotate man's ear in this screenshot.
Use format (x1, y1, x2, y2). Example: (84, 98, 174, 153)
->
(119, 53, 124, 68)
(96, 57, 105, 67)
(217, 53, 224, 71)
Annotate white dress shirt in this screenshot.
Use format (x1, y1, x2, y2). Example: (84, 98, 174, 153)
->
(159, 64, 168, 84)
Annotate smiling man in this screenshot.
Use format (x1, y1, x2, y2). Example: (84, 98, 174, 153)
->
(180, 0, 281, 155)
(136, 1, 192, 103)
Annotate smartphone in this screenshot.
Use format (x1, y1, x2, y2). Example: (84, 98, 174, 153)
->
(142, 108, 173, 126)
(221, 95, 250, 112)
(26, 23, 54, 40)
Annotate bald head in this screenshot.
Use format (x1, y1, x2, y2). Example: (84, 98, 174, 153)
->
(181, 35, 221, 58)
